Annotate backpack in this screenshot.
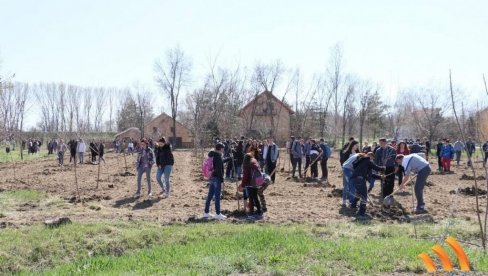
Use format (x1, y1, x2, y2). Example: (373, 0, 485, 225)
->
(250, 167, 265, 187)
(202, 157, 214, 180)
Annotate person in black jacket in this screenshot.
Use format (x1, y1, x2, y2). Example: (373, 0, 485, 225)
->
(203, 143, 231, 220)
(68, 139, 77, 163)
(350, 152, 385, 218)
(155, 137, 175, 197)
(235, 140, 245, 180)
(436, 138, 445, 172)
(90, 140, 98, 163)
(98, 142, 105, 164)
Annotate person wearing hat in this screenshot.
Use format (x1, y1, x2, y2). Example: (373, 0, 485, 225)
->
(396, 153, 431, 214)
(203, 143, 231, 220)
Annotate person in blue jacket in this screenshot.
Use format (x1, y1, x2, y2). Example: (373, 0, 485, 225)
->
(319, 138, 332, 181)
(440, 139, 455, 172)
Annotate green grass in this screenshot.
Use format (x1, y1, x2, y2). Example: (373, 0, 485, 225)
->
(0, 189, 46, 201)
(0, 189, 46, 208)
(1, 220, 488, 275)
(0, 149, 53, 163)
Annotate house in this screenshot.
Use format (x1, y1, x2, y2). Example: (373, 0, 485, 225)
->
(143, 112, 192, 148)
(114, 127, 141, 141)
(239, 91, 294, 144)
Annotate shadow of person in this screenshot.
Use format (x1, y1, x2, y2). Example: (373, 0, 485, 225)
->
(112, 196, 138, 208)
(132, 197, 162, 210)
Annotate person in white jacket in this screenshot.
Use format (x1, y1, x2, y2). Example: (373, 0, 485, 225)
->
(77, 139, 86, 164)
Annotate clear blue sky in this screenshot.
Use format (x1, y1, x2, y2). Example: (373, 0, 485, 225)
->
(1, 0, 487, 115)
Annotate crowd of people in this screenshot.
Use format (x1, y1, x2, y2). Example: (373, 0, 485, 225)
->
(337, 136, 488, 219)
(196, 136, 332, 220)
(340, 137, 433, 219)
(24, 139, 42, 154)
(48, 138, 107, 167)
(42, 132, 488, 221)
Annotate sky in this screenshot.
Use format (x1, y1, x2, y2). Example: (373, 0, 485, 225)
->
(1, 0, 487, 127)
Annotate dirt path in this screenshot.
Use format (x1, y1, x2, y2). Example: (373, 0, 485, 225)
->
(1, 150, 487, 227)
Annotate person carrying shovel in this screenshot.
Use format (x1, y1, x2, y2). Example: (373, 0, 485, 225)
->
(396, 154, 431, 214)
(350, 152, 385, 219)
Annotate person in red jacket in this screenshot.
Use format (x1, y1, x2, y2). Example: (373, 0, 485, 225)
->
(396, 142, 410, 155)
(240, 153, 263, 219)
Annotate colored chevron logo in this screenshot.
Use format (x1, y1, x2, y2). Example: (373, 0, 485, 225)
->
(418, 236, 471, 273)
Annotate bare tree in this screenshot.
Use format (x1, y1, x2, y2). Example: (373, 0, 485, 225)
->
(326, 43, 345, 146)
(82, 87, 93, 132)
(65, 84, 79, 133)
(154, 46, 191, 147)
(252, 60, 284, 92)
(341, 78, 356, 146)
(408, 87, 445, 143)
(357, 81, 373, 146)
(0, 81, 29, 136)
(450, 70, 485, 251)
(93, 87, 106, 132)
(247, 60, 285, 137)
(106, 87, 117, 132)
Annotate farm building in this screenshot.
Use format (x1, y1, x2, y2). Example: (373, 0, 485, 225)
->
(143, 112, 192, 148)
(239, 91, 294, 144)
(114, 127, 142, 141)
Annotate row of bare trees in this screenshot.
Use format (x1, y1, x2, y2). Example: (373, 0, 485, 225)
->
(1, 45, 485, 148)
(0, 80, 158, 139)
(159, 43, 483, 148)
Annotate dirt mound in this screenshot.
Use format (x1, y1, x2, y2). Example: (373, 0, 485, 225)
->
(450, 186, 488, 196)
(221, 209, 247, 218)
(368, 205, 408, 223)
(459, 174, 485, 181)
(431, 171, 455, 175)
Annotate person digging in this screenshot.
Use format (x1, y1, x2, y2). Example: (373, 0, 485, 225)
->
(349, 152, 385, 220)
(396, 154, 431, 214)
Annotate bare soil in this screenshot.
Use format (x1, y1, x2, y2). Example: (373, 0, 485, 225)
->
(1, 150, 488, 227)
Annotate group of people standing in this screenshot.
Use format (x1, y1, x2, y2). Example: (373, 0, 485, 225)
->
(341, 137, 431, 219)
(132, 137, 174, 199)
(25, 139, 42, 154)
(51, 138, 106, 167)
(439, 138, 480, 170)
(286, 137, 332, 180)
(113, 138, 139, 155)
(202, 137, 282, 220)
